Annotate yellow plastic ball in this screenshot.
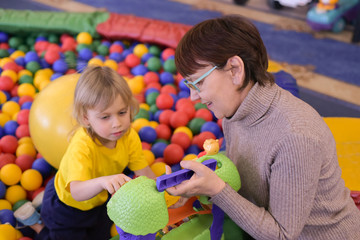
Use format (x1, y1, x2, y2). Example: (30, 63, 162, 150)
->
(17, 83, 36, 98)
(143, 149, 155, 166)
(0, 91, 7, 105)
(0, 113, 11, 127)
(133, 43, 149, 58)
(0, 224, 17, 240)
(18, 69, 33, 78)
(173, 126, 193, 140)
(132, 118, 150, 132)
(0, 164, 22, 186)
(1, 101, 20, 118)
(33, 74, 50, 89)
(18, 136, 33, 145)
(0, 57, 14, 68)
(149, 121, 159, 129)
(5, 185, 27, 205)
(127, 76, 145, 95)
(10, 50, 25, 59)
(150, 162, 167, 177)
(12, 112, 18, 121)
(15, 229, 23, 239)
(38, 79, 51, 91)
(20, 169, 43, 191)
(1, 69, 18, 83)
(139, 103, 150, 111)
(183, 153, 198, 161)
(29, 74, 79, 169)
(104, 59, 118, 71)
(0, 199, 12, 210)
(76, 32, 93, 45)
(35, 68, 53, 79)
(88, 58, 104, 66)
(16, 142, 37, 158)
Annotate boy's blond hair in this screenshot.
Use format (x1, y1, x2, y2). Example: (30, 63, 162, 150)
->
(72, 66, 139, 141)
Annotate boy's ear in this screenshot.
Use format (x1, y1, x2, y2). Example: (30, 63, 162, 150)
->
(228, 55, 245, 86)
(82, 114, 90, 126)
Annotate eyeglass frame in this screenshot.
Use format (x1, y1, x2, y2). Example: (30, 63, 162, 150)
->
(183, 66, 218, 92)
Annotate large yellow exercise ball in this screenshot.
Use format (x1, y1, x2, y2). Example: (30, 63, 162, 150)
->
(29, 74, 80, 169)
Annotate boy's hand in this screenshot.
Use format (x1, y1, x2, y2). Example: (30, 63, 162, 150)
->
(102, 174, 132, 194)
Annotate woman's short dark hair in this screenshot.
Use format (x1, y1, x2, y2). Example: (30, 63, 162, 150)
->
(175, 15, 274, 90)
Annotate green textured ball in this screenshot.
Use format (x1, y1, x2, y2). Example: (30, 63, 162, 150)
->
(97, 44, 109, 56)
(188, 117, 206, 135)
(148, 45, 161, 57)
(163, 59, 176, 74)
(147, 56, 162, 72)
(26, 61, 41, 74)
(134, 108, 150, 120)
(19, 75, 33, 85)
(107, 176, 168, 235)
(0, 49, 9, 58)
(146, 91, 160, 106)
(149, 104, 158, 114)
(8, 37, 23, 49)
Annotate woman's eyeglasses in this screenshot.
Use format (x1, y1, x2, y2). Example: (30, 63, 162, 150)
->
(183, 66, 217, 92)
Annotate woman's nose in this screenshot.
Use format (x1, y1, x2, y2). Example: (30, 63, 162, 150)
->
(190, 89, 200, 101)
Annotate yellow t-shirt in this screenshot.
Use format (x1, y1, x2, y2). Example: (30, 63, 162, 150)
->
(54, 127, 148, 211)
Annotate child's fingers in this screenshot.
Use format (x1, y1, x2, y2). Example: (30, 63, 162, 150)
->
(165, 165, 172, 175)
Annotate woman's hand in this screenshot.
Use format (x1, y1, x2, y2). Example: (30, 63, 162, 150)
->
(166, 160, 226, 198)
(101, 174, 132, 195)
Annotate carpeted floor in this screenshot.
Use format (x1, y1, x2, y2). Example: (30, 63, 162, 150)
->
(1, 0, 359, 117)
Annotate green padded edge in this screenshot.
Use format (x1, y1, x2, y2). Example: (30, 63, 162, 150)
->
(0, 9, 109, 36)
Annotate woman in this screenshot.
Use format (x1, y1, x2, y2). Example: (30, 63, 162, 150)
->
(166, 15, 360, 239)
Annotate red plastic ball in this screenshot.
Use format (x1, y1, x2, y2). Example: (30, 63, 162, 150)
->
(17, 109, 30, 125)
(192, 131, 216, 150)
(158, 109, 174, 126)
(0, 153, 16, 169)
(15, 124, 30, 138)
(161, 48, 175, 61)
(156, 93, 174, 110)
(125, 53, 141, 68)
(0, 76, 15, 91)
(163, 143, 184, 165)
(144, 71, 159, 85)
(177, 104, 196, 120)
(3, 62, 21, 72)
(109, 44, 123, 53)
(145, 82, 162, 91)
(19, 96, 33, 106)
(0, 135, 18, 154)
(175, 98, 193, 110)
(155, 124, 172, 140)
(10, 85, 19, 97)
(34, 41, 50, 53)
(141, 142, 152, 151)
(195, 108, 213, 122)
(117, 64, 131, 76)
(171, 132, 191, 150)
(44, 49, 61, 64)
(160, 85, 177, 95)
(15, 154, 35, 171)
(169, 111, 189, 129)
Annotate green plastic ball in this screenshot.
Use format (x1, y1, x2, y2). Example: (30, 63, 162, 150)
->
(163, 59, 176, 74)
(8, 37, 23, 49)
(26, 61, 41, 74)
(146, 92, 160, 106)
(97, 44, 109, 56)
(187, 117, 206, 135)
(147, 56, 162, 72)
(19, 75, 33, 85)
(148, 45, 162, 57)
(0, 49, 9, 58)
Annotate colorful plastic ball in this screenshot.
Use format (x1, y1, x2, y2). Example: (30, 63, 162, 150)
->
(24, 51, 39, 63)
(163, 59, 176, 74)
(88, 57, 104, 67)
(78, 48, 93, 61)
(185, 144, 201, 155)
(0, 32, 9, 43)
(76, 32, 93, 45)
(150, 162, 167, 177)
(158, 109, 174, 126)
(145, 91, 159, 106)
(155, 124, 172, 140)
(141, 142, 152, 151)
(134, 108, 150, 120)
(0, 199, 12, 210)
(97, 44, 109, 56)
(0, 209, 16, 227)
(53, 59, 68, 74)
(15, 124, 30, 139)
(151, 142, 168, 158)
(161, 48, 175, 61)
(133, 43, 149, 58)
(138, 126, 157, 144)
(44, 49, 60, 65)
(144, 71, 159, 85)
(0, 91, 8, 104)
(20, 169, 43, 191)
(148, 45, 161, 56)
(15, 155, 35, 172)
(169, 111, 189, 129)
(183, 153, 198, 161)
(20, 101, 32, 110)
(16, 142, 36, 158)
(25, 61, 41, 74)
(131, 64, 148, 76)
(0, 76, 15, 91)
(109, 52, 123, 63)
(5, 185, 26, 205)
(104, 59, 118, 71)
(16, 109, 30, 125)
(146, 56, 162, 72)
(125, 53, 141, 68)
(0, 223, 17, 240)
(193, 131, 216, 150)
(201, 121, 222, 139)
(2, 101, 20, 117)
(195, 108, 213, 122)
(188, 117, 206, 135)
(0, 135, 18, 154)
(156, 93, 174, 110)
(19, 74, 33, 85)
(32, 157, 53, 178)
(0, 114, 10, 128)
(132, 118, 150, 132)
(0, 181, 6, 198)
(3, 120, 19, 136)
(17, 83, 36, 98)
(143, 149, 155, 166)
(0, 163, 22, 186)
(109, 44, 123, 54)
(163, 143, 184, 165)
(0, 154, 16, 169)
(171, 132, 191, 150)
(173, 126, 193, 140)
(159, 72, 174, 85)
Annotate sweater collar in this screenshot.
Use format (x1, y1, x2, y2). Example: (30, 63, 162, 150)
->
(224, 82, 278, 126)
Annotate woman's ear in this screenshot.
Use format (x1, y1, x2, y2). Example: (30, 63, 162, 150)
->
(228, 55, 245, 86)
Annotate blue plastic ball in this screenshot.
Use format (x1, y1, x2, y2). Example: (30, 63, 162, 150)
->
(50, 72, 63, 81)
(200, 121, 222, 139)
(151, 142, 168, 158)
(141, 53, 154, 63)
(78, 48, 93, 61)
(24, 51, 39, 63)
(94, 55, 106, 62)
(131, 64, 148, 76)
(15, 57, 25, 67)
(32, 157, 53, 178)
(145, 88, 160, 98)
(40, 58, 51, 69)
(185, 144, 201, 155)
(0, 180, 6, 198)
(109, 52, 123, 62)
(35, 36, 47, 42)
(153, 110, 163, 122)
(0, 209, 17, 227)
(0, 126, 4, 139)
(21, 101, 32, 110)
(138, 126, 157, 143)
(53, 59, 68, 74)
(4, 120, 19, 136)
(159, 72, 174, 85)
(177, 90, 190, 99)
(179, 79, 190, 92)
(76, 60, 87, 72)
(0, 32, 9, 43)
